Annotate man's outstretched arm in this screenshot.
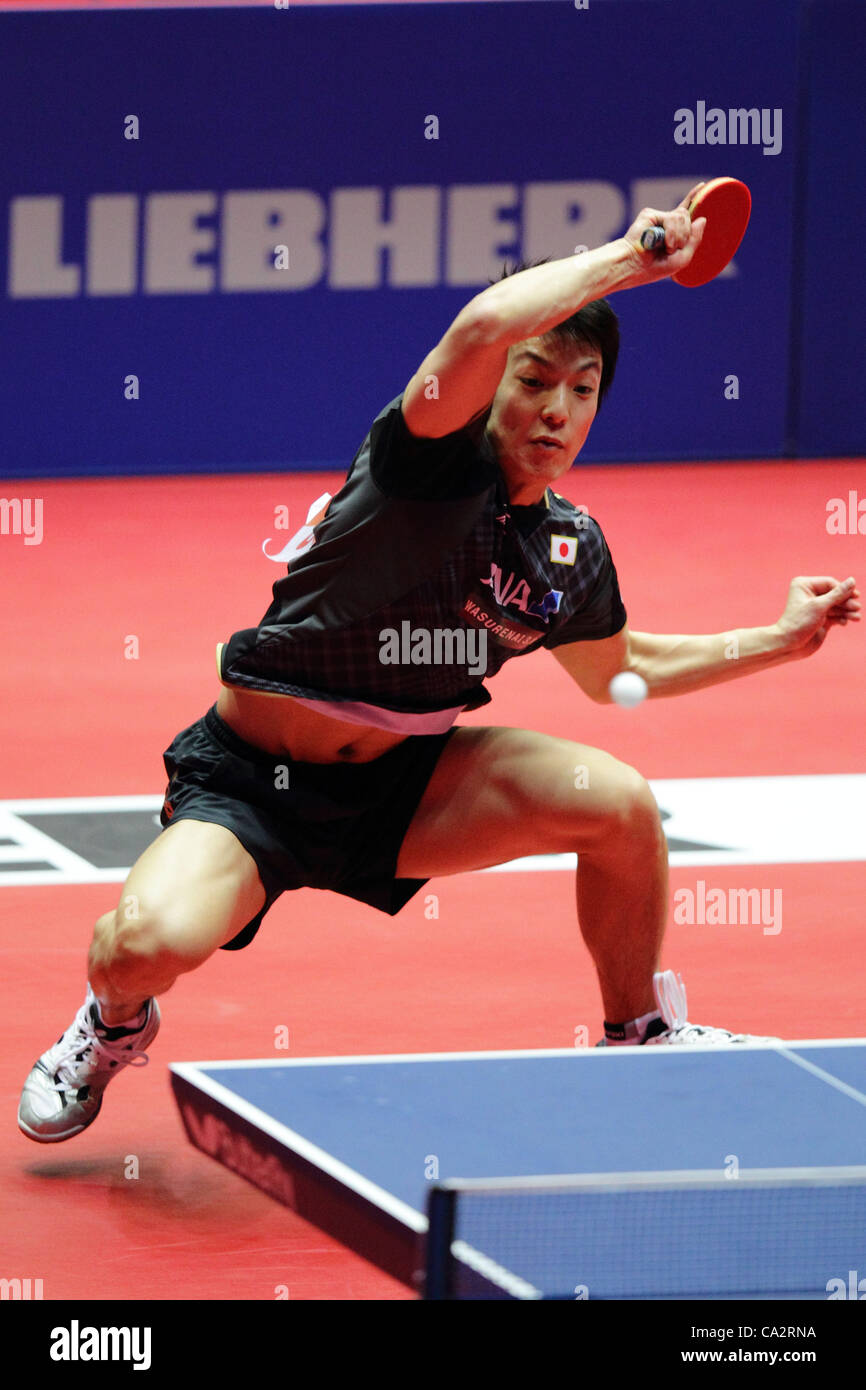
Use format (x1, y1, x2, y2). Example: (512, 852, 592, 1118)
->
(402, 187, 706, 439)
(553, 575, 860, 703)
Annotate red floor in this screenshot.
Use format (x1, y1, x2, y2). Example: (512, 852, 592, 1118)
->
(2, 457, 863, 1299)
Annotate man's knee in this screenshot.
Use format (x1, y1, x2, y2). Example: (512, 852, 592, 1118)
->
(538, 751, 663, 856)
(601, 765, 664, 843)
(106, 902, 214, 983)
(510, 741, 662, 846)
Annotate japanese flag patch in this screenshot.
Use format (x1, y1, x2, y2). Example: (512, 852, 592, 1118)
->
(550, 533, 578, 565)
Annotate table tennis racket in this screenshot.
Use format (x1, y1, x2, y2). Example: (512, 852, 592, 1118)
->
(640, 177, 751, 287)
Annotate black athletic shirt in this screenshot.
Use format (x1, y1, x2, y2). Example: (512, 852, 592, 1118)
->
(218, 394, 627, 727)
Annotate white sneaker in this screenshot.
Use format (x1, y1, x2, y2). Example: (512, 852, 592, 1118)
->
(18, 985, 160, 1142)
(641, 970, 780, 1046)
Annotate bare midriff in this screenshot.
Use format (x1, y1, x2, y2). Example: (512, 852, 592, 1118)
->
(215, 684, 409, 764)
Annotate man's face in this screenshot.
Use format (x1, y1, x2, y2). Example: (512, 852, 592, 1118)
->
(485, 335, 602, 504)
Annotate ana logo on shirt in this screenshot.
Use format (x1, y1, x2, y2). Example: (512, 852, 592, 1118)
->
(480, 564, 563, 623)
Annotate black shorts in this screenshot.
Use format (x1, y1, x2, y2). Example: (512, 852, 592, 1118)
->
(158, 704, 457, 951)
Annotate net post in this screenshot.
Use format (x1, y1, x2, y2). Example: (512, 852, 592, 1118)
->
(424, 1184, 456, 1300)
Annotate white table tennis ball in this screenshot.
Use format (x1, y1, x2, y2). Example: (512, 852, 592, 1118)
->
(609, 671, 648, 708)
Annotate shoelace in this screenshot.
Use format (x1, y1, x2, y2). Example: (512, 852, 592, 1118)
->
(653, 968, 689, 1029)
(45, 1007, 151, 1092)
(652, 971, 754, 1043)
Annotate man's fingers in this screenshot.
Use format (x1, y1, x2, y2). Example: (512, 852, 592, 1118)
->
(797, 575, 838, 593)
(828, 600, 860, 619)
(832, 576, 857, 598)
(799, 575, 857, 599)
(680, 181, 706, 209)
(661, 208, 694, 252)
(817, 578, 858, 614)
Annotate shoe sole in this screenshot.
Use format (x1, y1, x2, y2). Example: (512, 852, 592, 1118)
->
(17, 1094, 103, 1144)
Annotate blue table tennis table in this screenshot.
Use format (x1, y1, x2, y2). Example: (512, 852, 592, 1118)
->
(169, 1041, 866, 1300)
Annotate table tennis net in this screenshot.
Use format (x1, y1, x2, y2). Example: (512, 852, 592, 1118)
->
(424, 1167, 866, 1300)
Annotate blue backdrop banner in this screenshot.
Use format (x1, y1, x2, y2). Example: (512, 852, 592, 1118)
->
(0, 0, 845, 478)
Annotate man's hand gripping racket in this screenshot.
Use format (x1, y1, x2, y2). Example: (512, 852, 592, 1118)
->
(623, 177, 752, 288)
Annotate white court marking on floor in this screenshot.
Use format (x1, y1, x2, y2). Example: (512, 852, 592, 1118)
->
(0, 774, 862, 886)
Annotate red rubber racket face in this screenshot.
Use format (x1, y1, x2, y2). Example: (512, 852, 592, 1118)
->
(672, 177, 751, 288)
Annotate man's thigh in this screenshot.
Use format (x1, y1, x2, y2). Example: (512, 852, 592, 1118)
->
(396, 725, 649, 878)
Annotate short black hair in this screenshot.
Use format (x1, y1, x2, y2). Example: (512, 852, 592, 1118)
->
(492, 258, 619, 410)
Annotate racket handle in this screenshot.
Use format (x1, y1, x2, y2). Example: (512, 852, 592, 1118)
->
(640, 226, 667, 252)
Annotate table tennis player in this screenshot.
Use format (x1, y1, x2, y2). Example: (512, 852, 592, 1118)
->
(19, 185, 859, 1142)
